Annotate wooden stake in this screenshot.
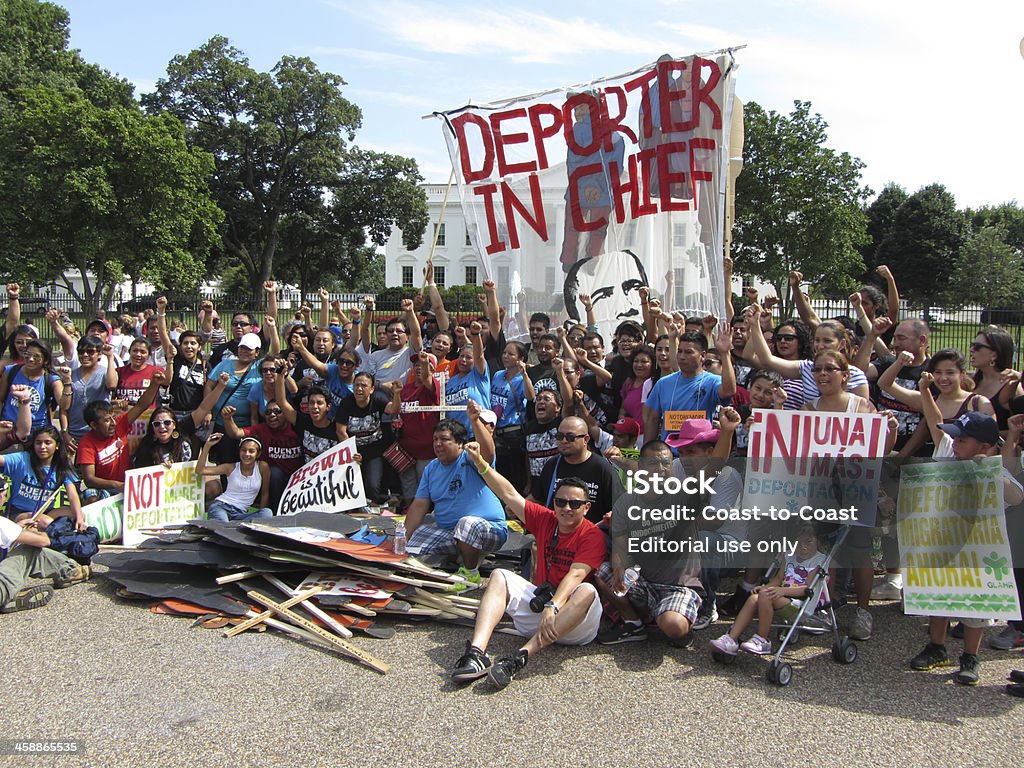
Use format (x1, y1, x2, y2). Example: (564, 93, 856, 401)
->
(223, 586, 323, 638)
(263, 575, 353, 639)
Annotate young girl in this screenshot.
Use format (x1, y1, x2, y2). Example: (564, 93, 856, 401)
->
(0, 425, 85, 532)
(196, 433, 273, 522)
(114, 338, 163, 405)
(491, 341, 534, 493)
(66, 336, 118, 443)
(1, 340, 64, 431)
(710, 525, 826, 656)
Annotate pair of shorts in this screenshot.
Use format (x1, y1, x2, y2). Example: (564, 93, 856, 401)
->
(500, 568, 602, 646)
(597, 562, 703, 624)
(408, 516, 507, 555)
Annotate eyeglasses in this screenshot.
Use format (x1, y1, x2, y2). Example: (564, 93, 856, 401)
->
(152, 419, 175, 428)
(265, 408, 283, 416)
(78, 348, 99, 355)
(338, 359, 357, 367)
(774, 333, 798, 342)
(555, 432, 585, 442)
(22, 355, 44, 362)
(702, 360, 721, 368)
(231, 320, 251, 328)
(811, 366, 844, 374)
(568, 335, 584, 343)
(553, 497, 587, 509)
(971, 342, 994, 352)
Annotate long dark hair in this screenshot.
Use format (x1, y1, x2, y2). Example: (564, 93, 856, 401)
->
(29, 425, 72, 487)
(974, 326, 1015, 380)
(5, 324, 39, 359)
(135, 407, 191, 467)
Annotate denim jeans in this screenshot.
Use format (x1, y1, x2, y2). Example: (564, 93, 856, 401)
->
(206, 501, 273, 523)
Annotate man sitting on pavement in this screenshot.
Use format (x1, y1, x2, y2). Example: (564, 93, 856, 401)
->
(450, 443, 606, 689)
(404, 401, 507, 584)
(0, 515, 91, 615)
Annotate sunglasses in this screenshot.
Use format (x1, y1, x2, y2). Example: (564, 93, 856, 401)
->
(231, 321, 251, 327)
(553, 497, 587, 509)
(265, 408, 283, 416)
(260, 367, 280, 374)
(555, 432, 585, 442)
(152, 419, 175, 428)
(338, 359, 357, 367)
(812, 366, 844, 374)
(971, 342, 994, 352)
(774, 333, 798, 342)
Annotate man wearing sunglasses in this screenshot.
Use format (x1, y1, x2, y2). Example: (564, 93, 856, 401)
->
(450, 443, 605, 690)
(527, 416, 623, 525)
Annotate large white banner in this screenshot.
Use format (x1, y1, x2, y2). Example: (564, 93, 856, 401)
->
(277, 437, 366, 515)
(123, 461, 204, 547)
(433, 52, 739, 332)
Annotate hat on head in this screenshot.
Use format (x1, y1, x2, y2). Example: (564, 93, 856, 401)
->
(87, 318, 112, 336)
(611, 417, 641, 440)
(665, 418, 719, 449)
(411, 351, 437, 368)
(478, 409, 498, 427)
(239, 332, 262, 351)
(938, 411, 999, 445)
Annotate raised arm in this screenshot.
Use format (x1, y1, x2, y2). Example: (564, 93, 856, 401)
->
(464, 440, 525, 521)
(264, 280, 279, 325)
(466, 399, 495, 464)
(574, 347, 611, 386)
(468, 321, 486, 374)
(402, 298, 422, 354)
(789, 271, 820, 330)
(853, 316, 892, 377)
(195, 433, 235, 477)
(318, 287, 331, 329)
(877, 265, 900, 326)
(155, 296, 177, 376)
(722, 257, 735, 326)
(263, 316, 280, 356)
(917, 371, 945, 448)
(10, 385, 34, 441)
(425, 258, 450, 331)
(193, 371, 230, 428)
(293, 334, 328, 377)
(482, 280, 501, 343)
(45, 309, 75, 361)
(125, 369, 167, 423)
(4, 283, 20, 342)
(275, 363, 297, 425)
(875, 351, 924, 409)
(713, 322, 737, 399)
(849, 292, 889, 359)
(359, 296, 374, 352)
(742, 306, 802, 380)
(579, 292, 597, 331)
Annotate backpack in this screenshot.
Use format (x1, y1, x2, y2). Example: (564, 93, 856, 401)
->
(44, 515, 100, 565)
(0, 364, 57, 413)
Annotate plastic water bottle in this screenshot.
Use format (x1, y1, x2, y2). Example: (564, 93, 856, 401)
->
(614, 566, 640, 597)
(393, 522, 407, 555)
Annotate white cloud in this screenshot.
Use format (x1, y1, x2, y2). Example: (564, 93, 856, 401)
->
(305, 46, 421, 65)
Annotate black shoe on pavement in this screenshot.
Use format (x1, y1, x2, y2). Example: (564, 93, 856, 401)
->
(451, 641, 491, 683)
(954, 653, 980, 686)
(598, 621, 648, 645)
(718, 586, 749, 618)
(488, 650, 528, 690)
(1009, 670, 1024, 684)
(910, 642, 951, 671)
(1006, 683, 1024, 698)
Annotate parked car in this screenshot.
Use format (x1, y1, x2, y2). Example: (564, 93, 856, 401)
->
(921, 307, 946, 324)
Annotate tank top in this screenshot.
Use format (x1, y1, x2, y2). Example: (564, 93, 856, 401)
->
(216, 462, 262, 510)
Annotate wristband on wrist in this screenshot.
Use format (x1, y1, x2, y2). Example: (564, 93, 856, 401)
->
(476, 463, 489, 475)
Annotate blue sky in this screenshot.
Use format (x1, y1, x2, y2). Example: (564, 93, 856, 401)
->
(60, 0, 1024, 208)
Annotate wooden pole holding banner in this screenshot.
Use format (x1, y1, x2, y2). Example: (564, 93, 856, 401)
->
(28, 488, 63, 523)
(247, 590, 390, 674)
(421, 167, 457, 294)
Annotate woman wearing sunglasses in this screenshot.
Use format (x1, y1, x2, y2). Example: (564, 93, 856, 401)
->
(290, 335, 357, 418)
(0, 340, 64, 432)
(770, 319, 812, 410)
(969, 326, 1022, 431)
(247, 353, 297, 423)
(63, 336, 118, 447)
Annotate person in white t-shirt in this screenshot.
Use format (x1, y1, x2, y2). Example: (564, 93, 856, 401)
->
(0, 516, 90, 614)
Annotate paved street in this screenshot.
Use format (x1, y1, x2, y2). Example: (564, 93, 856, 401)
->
(1, 572, 1021, 768)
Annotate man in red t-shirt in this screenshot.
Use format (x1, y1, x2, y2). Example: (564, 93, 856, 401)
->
(222, 402, 302, 508)
(449, 442, 605, 690)
(77, 370, 165, 501)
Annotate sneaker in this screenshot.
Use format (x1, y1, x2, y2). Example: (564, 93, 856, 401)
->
(1, 585, 54, 613)
(54, 563, 91, 589)
(955, 653, 980, 685)
(710, 633, 739, 654)
(1006, 683, 1024, 698)
(488, 650, 528, 690)
(669, 631, 694, 649)
(990, 625, 1024, 651)
(597, 620, 648, 645)
(451, 641, 491, 683)
(447, 566, 482, 593)
(950, 621, 965, 640)
(910, 642, 951, 671)
(740, 634, 772, 655)
(870, 580, 902, 601)
(692, 605, 719, 632)
(1009, 670, 1024, 683)
(719, 586, 750, 618)
(849, 607, 873, 640)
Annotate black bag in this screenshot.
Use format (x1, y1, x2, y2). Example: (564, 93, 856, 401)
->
(45, 516, 100, 565)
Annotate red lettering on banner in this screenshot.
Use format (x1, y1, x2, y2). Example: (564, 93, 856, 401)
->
(491, 108, 536, 176)
(690, 138, 715, 187)
(452, 113, 494, 182)
(597, 87, 638, 150)
(657, 141, 692, 212)
(527, 102, 563, 171)
(657, 59, 690, 133)
(623, 68, 659, 140)
(474, 184, 506, 254)
(562, 92, 602, 156)
(568, 164, 607, 232)
(693, 57, 723, 130)
(501, 175, 546, 248)
(128, 473, 163, 510)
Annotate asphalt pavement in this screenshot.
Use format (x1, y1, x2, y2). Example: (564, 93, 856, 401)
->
(1, 571, 1021, 768)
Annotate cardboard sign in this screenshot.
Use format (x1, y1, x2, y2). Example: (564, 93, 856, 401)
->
(663, 410, 707, 432)
(82, 493, 124, 543)
(123, 461, 204, 547)
(277, 437, 366, 515)
(898, 457, 1021, 621)
(297, 572, 393, 600)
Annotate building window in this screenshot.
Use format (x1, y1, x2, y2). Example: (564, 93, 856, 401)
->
(673, 222, 687, 247)
(434, 222, 446, 247)
(464, 265, 477, 285)
(465, 228, 473, 247)
(433, 265, 446, 289)
(545, 267, 556, 295)
(401, 266, 414, 288)
(741, 274, 754, 289)
(497, 266, 510, 304)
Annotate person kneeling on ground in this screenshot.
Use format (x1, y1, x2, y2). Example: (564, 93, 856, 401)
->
(450, 443, 605, 689)
(404, 401, 507, 585)
(0, 515, 90, 614)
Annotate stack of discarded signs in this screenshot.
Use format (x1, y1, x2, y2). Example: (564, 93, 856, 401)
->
(94, 511, 531, 674)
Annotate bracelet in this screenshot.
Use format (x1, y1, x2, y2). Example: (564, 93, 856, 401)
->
(476, 463, 489, 475)
(352, 319, 361, 325)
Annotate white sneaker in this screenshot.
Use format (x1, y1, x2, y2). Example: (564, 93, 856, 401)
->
(849, 607, 873, 640)
(710, 633, 738, 654)
(692, 605, 719, 631)
(740, 634, 773, 655)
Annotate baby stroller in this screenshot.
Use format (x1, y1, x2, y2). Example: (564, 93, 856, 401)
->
(711, 525, 858, 686)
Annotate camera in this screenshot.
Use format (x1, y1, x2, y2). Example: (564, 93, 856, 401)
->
(529, 582, 555, 613)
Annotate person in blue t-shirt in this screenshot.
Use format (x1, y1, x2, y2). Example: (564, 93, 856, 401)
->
(445, 322, 490, 436)
(0, 425, 84, 530)
(644, 327, 736, 443)
(405, 402, 507, 584)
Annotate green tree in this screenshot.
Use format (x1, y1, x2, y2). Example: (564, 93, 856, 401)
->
(733, 101, 870, 314)
(966, 202, 1024, 253)
(874, 184, 967, 305)
(860, 182, 908, 270)
(946, 226, 1024, 308)
(144, 36, 427, 296)
(0, 86, 222, 311)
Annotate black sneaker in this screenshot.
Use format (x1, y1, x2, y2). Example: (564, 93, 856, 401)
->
(451, 641, 491, 683)
(950, 621, 965, 640)
(668, 631, 694, 649)
(955, 653, 980, 686)
(718, 586, 750, 618)
(910, 642, 951, 671)
(488, 650, 528, 689)
(597, 621, 648, 645)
